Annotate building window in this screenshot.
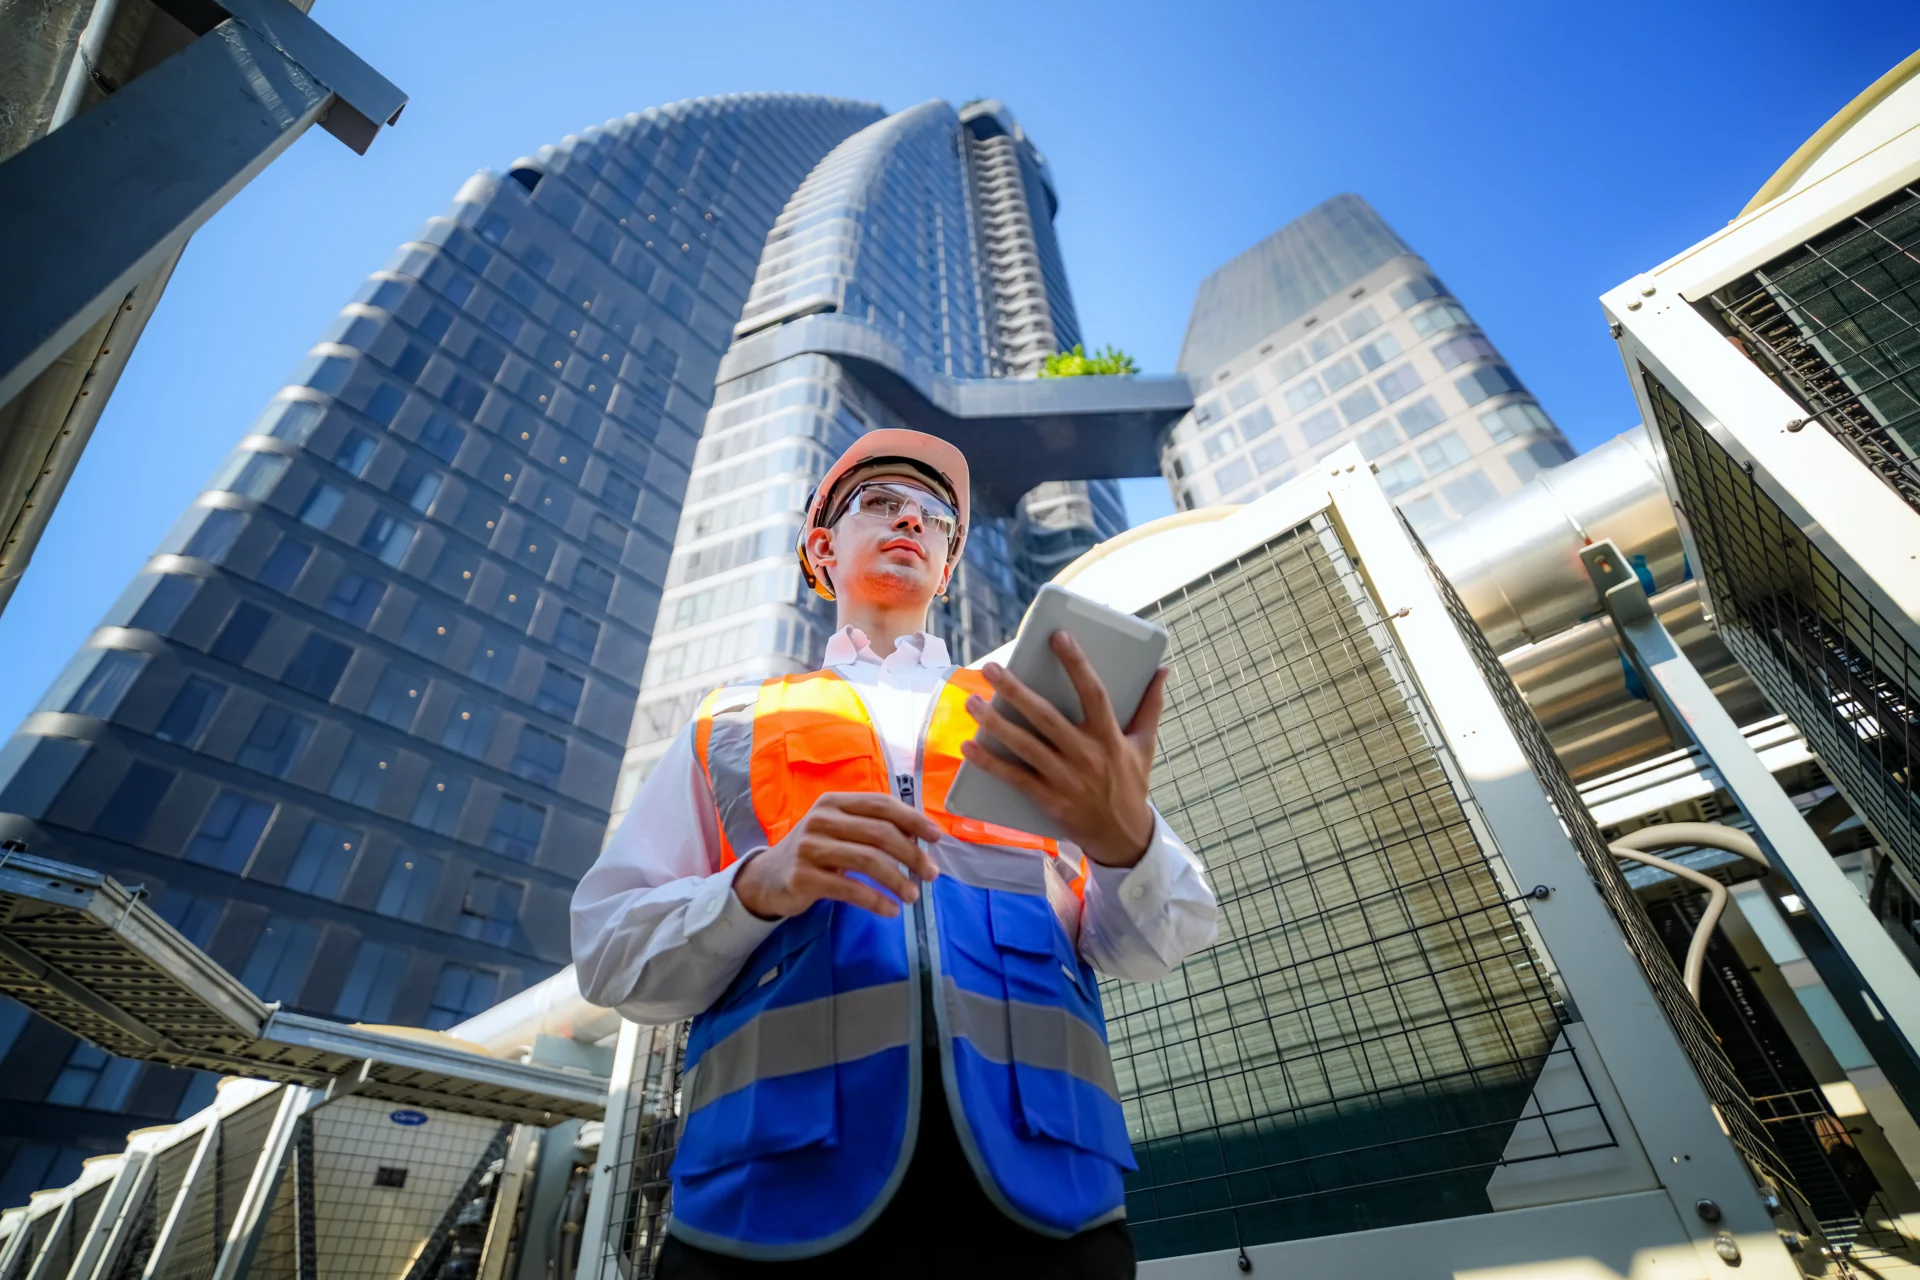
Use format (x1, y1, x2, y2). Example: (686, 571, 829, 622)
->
(297, 482, 346, 530)
(487, 795, 545, 862)
(1299, 409, 1342, 446)
(1391, 277, 1443, 309)
(47, 649, 147, 719)
(411, 770, 469, 835)
(325, 572, 385, 628)
(376, 850, 441, 922)
(424, 963, 499, 1030)
(510, 725, 566, 787)
(365, 665, 426, 730)
(364, 384, 406, 427)
(1357, 333, 1402, 370)
(210, 451, 290, 501)
(402, 603, 457, 662)
(1454, 364, 1523, 406)
(1270, 347, 1308, 381)
(358, 512, 415, 567)
(152, 888, 223, 949)
(1443, 470, 1499, 516)
(1282, 379, 1325, 415)
(181, 509, 245, 562)
(418, 414, 465, 463)
(390, 461, 442, 513)
(46, 1042, 142, 1110)
(536, 665, 584, 719)
(184, 791, 274, 871)
(257, 538, 312, 593)
(570, 560, 615, 608)
(260, 399, 322, 444)
(1377, 455, 1424, 497)
(553, 610, 599, 663)
(456, 872, 524, 946)
(1338, 388, 1381, 425)
(1396, 397, 1447, 437)
(1375, 364, 1425, 403)
(1340, 305, 1381, 341)
(1410, 301, 1472, 339)
(1417, 432, 1473, 475)
(283, 634, 354, 700)
(1321, 356, 1362, 391)
(1306, 330, 1342, 363)
(1191, 397, 1221, 427)
(1202, 427, 1236, 462)
(236, 707, 315, 778)
(442, 698, 497, 758)
(1431, 333, 1499, 371)
(1237, 405, 1276, 441)
(1480, 400, 1556, 443)
(587, 515, 626, 557)
(209, 602, 272, 665)
(1213, 459, 1253, 499)
(284, 821, 362, 898)
(335, 941, 409, 1023)
(1252, 438, 1292, 475)
(327, 739, 391, 807)
(239, 916, 320, 1006)
(1357, 421, 1401, 460)
(94, 763, 174, 843)
(1225, 379, 1259, 410)
(332, 431, 377, 476)
(468, 633, 518, 685)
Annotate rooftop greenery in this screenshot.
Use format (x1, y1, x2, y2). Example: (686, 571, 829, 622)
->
(1038, 344, 1139, 377)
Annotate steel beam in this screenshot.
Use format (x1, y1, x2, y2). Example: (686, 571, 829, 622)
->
(1582, 537, 1920, 1119)
(0, 0, 404, 407)
(137, 1124, 217, 1280)
(208, 1085, 308, 1280)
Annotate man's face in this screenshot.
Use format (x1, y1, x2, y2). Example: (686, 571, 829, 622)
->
(807, 468, 955, 606)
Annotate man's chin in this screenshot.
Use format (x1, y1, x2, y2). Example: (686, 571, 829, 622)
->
(852, 564, 934, 601)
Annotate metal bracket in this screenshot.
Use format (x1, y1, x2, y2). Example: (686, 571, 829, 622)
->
(1579, 542, 1692, 750)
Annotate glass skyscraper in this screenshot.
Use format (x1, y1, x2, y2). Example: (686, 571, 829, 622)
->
(0, 93, 881, 1200)
(1164, 194, 1575, 533)
(613, 99, 1126, 809)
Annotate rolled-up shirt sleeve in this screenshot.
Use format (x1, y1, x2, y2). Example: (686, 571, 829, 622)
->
(571, 725, 780, 1024)
(1077, 811, 1218, 983)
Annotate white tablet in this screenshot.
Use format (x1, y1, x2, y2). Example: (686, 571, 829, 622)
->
(946, 584, 1168, 840)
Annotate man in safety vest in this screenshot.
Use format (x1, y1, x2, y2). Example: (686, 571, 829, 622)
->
(573, 429, 1217, 1278)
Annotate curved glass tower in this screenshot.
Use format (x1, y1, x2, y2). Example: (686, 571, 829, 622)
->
(0, 93, 879, 1198)
(614, 99, 1125, 813)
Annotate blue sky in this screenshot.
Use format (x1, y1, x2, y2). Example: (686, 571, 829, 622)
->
(2, 0, 1914, 732)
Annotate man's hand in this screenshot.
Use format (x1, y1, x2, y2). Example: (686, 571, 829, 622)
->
(733, 793, 941, 920)
(959, 632, 1170, 868)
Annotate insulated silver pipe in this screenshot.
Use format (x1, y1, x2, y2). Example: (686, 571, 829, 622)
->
(447, 969, 620, 1060)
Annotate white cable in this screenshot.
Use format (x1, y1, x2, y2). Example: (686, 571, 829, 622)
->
(1607, 824, 1770, 1003)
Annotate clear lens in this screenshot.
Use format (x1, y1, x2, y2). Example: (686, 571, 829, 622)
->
(842, 482, 957, 544)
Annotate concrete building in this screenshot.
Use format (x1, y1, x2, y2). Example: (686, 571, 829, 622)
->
(0, 92, 880, 1199)
(1162, 193, 1575, 532)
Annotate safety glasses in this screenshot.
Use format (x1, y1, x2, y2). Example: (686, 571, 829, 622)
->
(832, 480, 959, 548)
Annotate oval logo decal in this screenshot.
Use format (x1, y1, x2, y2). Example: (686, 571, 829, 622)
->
(388, 1109, 429, 1127)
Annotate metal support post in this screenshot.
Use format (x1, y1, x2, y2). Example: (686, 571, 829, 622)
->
(574, 1021, 646, 1280)
(138, 1122, 219, 1280)
(0, 0, 405, 406)
(209, 1085, 309, 1280)
(20, 1193, 74, 1280)
(1582, 538, 1920, 1117)
(82, 1147, 158, 1280)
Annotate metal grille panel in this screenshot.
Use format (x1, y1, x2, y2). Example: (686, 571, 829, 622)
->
(1710, 185, 1920, 511)
(1105, 516, 1603, 1260)
(1413, 493, 1796, 1198)
(590, 1023, 683, 1280)
(1645, 373, 1920, 890)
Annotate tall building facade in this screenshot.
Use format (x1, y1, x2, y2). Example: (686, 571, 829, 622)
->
(0, 93, 880, 1200)
(614, 99, 1125, 809)
(1163, 194, 1575, 533)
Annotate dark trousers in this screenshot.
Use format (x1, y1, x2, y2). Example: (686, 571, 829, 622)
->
(655, 1053, 1134, 1279)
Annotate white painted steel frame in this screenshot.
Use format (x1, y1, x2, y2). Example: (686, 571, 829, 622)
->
(75, 1141, 159, 1280)
(1063, 447, 1799, 1278)
(574, 1020, 645, 1280)
(207, 1085, 308, 1280)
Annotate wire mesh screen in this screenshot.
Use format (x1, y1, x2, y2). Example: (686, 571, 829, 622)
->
(1412, 490, 1798, 1200)
(1710, 185, 1920, 511)
(589, 1022, 683, 1280)
(37, 1181, 108, 1280)
(1105, 515, 1605, 1260)
(1645, 373, 1920, 902)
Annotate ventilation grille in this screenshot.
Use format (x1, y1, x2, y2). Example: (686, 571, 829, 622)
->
(1107, 516, 1605, 1260)
(1645, 373, 1920, 892)
(1710, 185, 1920, 512)
(1415, 497, 1797, 1199)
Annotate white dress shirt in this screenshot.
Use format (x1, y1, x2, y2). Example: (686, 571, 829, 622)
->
(571, 626, 1218, 1025)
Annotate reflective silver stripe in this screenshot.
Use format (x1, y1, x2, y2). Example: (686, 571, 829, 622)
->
(927, 837, 1050, 893)
(942, 976, 1120, 1101)
(704, 681, 771, 858)
(684, 980, 914, 1114)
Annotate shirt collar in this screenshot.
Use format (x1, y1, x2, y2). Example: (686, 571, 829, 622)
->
(822, 626, 951, 672)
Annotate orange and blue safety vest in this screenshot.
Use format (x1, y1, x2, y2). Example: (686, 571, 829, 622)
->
(668, 667, 1135, 1259)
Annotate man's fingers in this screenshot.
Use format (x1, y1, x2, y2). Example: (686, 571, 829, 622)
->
(810, 840, 924, 902)
(964, 696, 1067, 782)
(1126, 667, 1171, 748)
(1050, 631, 1119, 739)
(824, 792, 941, 843)
(799, 866, 901, 918)
(981, 662, 1083, 753)
(810, 812, 937, 878)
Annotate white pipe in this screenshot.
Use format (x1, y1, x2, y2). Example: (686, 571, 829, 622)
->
(1608, 824, 1770, 1002)
(444, 966, 619, 1061)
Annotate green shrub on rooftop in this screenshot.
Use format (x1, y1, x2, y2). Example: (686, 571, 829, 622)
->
(1039, 344, 1139, 378)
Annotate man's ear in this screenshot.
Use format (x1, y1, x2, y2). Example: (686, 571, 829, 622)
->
(806, 525, 837, 581)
